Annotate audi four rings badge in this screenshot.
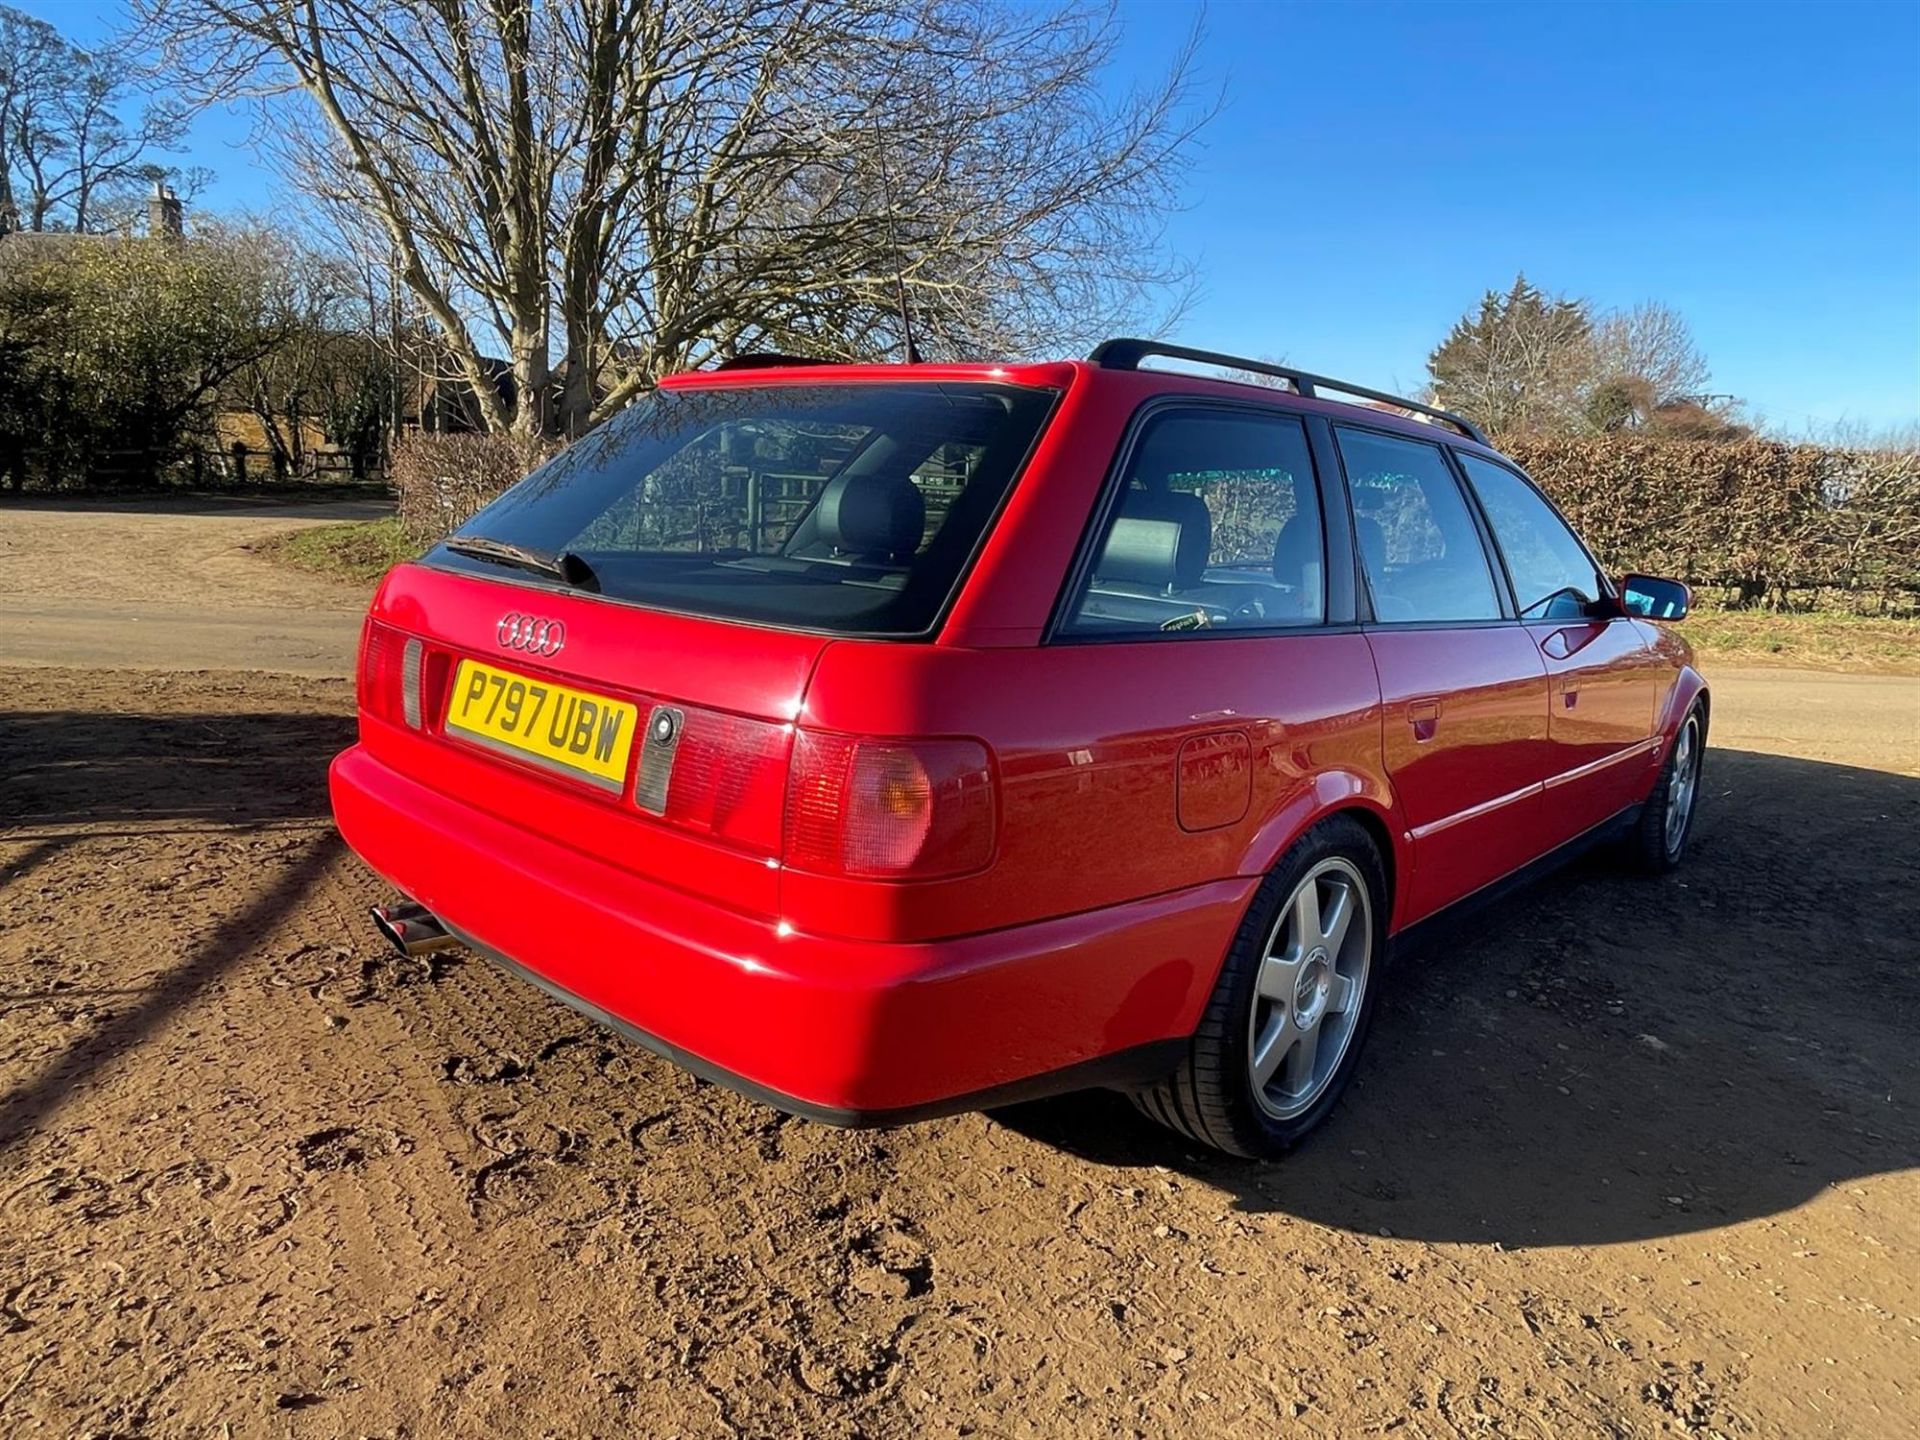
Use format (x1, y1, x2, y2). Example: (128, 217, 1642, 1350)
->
(496, 613, 566, 656)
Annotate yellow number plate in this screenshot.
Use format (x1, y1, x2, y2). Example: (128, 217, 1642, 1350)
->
(445, 658, 638, 792)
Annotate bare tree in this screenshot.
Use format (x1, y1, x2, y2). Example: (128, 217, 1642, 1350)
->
(1588, 301, 1710, 411)
(1584, 304, 1744, 439)
(0, 4, 190, 234)
(0, 5, 61, 232)
(139, 0, 1208, 437)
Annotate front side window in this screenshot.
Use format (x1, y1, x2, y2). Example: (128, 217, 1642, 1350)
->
(1456, 454, 1604, 620)
(431, 381, 1055, 635)
(1062, 409, 1325, 636)
(1334, 427, 1502, 623)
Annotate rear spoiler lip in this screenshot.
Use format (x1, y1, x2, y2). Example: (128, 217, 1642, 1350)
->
(656, 360, 1081, 391)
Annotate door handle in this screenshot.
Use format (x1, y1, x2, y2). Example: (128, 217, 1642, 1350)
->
(1408, 697, 1439, 743)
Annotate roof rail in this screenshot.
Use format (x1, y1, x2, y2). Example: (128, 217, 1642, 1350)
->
(1086, 338, 1489, 446)
(712, 352, 843, 371)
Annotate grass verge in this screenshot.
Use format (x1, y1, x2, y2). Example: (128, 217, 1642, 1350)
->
(260, 516, 416, 586)
(1680, 608, 1920, 673)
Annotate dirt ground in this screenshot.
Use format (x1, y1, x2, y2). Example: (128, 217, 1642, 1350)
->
(1, 661, 1915, 1439)
(0, 497, 380, 675)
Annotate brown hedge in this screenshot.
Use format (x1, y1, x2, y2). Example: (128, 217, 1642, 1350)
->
(393, 430, 1920, 614)
(1501, 437, 1920, 612)
(392, 431, 556, 547)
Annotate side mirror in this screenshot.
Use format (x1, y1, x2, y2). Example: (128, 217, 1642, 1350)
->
(1619, 574, 1690, 621)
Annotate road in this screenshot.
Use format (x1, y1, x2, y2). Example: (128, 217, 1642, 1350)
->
(0, 495, 383, 676)
(1708, 668, 1919, 776)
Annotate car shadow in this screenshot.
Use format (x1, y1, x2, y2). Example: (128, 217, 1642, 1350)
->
(994, 747, 1920, 1248)
(1, 704, 355, 1149)
(0, 491, 392, 522)
(0, 829, 342, 1154)
(0, 708, 355, 830)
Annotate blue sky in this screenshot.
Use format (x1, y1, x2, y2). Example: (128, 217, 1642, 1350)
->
(19, 0, 1920, 432)
(1113, 0, 1919, 434)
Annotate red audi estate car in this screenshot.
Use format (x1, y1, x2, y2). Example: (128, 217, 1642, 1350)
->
(331, 341, 1706, 1158)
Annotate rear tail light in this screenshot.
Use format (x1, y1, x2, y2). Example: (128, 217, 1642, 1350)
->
(636, 709, 996, 877)
(644, 704, 792, 856)
(357, 620, 424, 730)
(785, 733, 996, 879)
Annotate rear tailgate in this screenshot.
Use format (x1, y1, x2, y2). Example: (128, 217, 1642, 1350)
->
(359, 562, 829, 918)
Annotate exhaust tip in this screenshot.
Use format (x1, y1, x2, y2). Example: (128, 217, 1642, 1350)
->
(370, 900, 459, 958)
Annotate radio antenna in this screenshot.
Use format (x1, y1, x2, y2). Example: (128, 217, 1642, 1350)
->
(871, 119, 923, 364)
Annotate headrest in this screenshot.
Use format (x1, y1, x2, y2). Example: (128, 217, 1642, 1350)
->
(1269, 513, 1325, 618)
(1271, 513, 1320, 581)
(1274, 510, 1320, 572)
(814, 472, 925, 558)
(1095, 489, 1211, 591)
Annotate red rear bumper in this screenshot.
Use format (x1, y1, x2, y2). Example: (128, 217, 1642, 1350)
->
(329, 744, 1247, 1120)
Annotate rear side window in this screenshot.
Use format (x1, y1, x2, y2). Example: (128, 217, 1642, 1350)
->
(1334, 427, 1502, 623)
(433, 382, 1055, 635)
(1063, 409, 1325, 636)
(1456, 454, 1604, 619)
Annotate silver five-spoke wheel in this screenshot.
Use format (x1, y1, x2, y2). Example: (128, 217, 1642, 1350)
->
(1664, 715, 1700, 853)
(1135, 813, 1386, 1156)
(1248, 856, 1373, 1121)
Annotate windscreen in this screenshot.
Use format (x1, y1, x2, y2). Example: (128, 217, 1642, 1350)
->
(429, 381, 1056, 635)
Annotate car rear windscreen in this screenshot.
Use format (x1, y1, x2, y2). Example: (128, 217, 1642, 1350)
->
(428, 381, 1057, 635)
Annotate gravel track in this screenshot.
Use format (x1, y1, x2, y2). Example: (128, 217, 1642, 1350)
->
(0, 497, 383, 675)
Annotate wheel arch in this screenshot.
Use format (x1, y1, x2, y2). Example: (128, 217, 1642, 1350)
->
(1333, 803, 1397, 914)
(1661, 664, 1710, 744)
(1236, 770, 1406, 927)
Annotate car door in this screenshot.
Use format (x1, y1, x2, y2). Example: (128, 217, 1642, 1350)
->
(1335, 426, 1553, 923)
(1454, 452, 1664, 843)
(1034, 403, 1381, 917)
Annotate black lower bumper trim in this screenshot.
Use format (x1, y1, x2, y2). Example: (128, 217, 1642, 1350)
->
(444, 923, 1187, 1128)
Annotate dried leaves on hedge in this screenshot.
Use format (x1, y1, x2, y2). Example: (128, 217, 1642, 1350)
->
(1501, 437, 1918, 611)
(392, 431, 556, 546)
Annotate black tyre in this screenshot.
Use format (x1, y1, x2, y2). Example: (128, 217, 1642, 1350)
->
(1626, 704, 1705, 873)
(1134, 814, 1388, 1159)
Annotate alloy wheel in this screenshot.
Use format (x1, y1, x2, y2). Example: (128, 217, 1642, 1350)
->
(1665, 716, 1701, 854)
(1247, 857, 1373, 1121)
